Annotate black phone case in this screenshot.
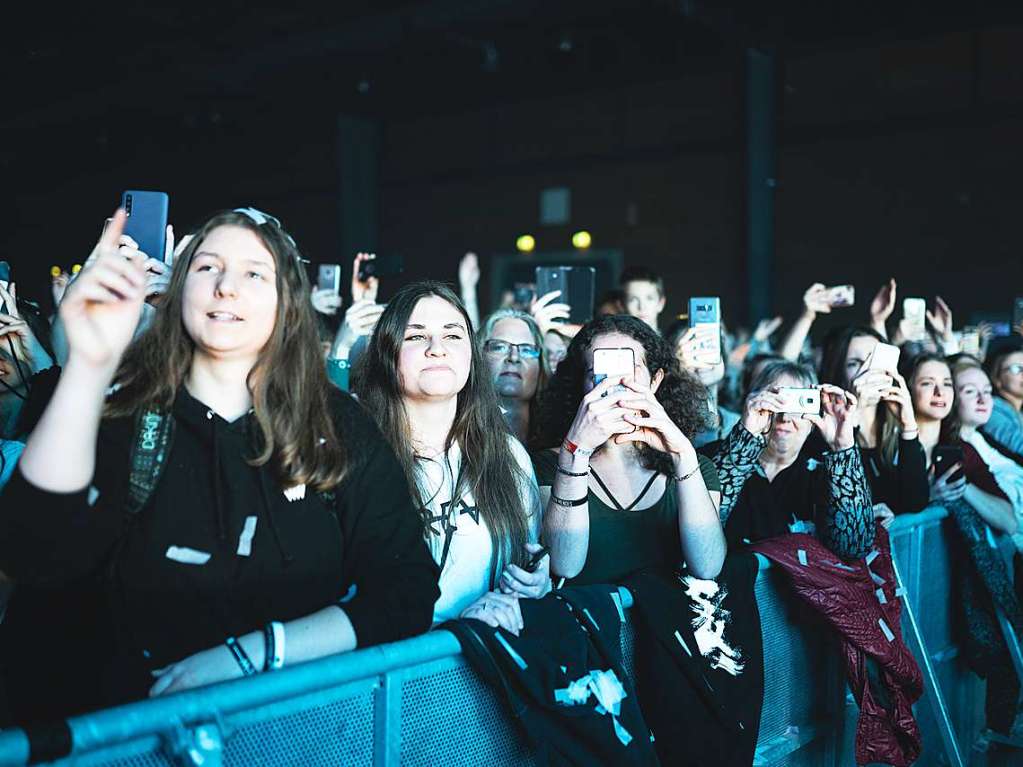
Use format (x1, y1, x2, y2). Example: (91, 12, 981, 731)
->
(120, 190, 169, 263)
(933, 447, 964, 483)
(535, 266, 595, 325)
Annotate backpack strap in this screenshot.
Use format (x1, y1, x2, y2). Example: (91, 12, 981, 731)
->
(125, 408, 175, 516)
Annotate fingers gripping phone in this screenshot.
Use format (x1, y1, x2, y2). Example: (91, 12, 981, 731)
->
(775, 387, 821, 415)
(593, 348, 635, 397)
(535, 266, 596, 325)
(318, 264, 341, 294)
(825, 285, 855, 308)
(120, 191, 169, 264)
(688, 297, 721, 365)
(932, 445, 965, 484)
(902, 298, 927, 342)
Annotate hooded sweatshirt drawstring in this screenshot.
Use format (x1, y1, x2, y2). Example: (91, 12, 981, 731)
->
(258, 468, 295, 567)
(208, 409, 229, 548)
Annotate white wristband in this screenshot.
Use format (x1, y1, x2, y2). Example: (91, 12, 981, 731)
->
(270, 621, 286, 670)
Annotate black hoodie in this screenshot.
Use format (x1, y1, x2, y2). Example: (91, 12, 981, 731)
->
(0, 386, 439, 713)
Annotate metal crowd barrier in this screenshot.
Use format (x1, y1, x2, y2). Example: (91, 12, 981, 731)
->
(0, 507, 997, 766)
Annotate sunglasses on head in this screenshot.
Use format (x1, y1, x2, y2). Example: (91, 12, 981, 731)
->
(233, 207, 308, 263)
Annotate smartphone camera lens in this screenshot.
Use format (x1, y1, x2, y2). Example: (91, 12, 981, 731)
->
(125, 195, 133, 215)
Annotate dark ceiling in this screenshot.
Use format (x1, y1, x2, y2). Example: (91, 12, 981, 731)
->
(2, 0, 1020, 191)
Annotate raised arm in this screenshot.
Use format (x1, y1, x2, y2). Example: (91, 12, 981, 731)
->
(18, 210, 148, 493)
(778, 283, 830, 361)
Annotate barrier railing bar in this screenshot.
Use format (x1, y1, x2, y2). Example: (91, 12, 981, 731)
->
(374, 671, 402, 767)
(752, 721, 829, 766)
(889, 544, 965, 767)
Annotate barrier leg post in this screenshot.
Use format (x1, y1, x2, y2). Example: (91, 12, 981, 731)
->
(890, 549, 966, 767)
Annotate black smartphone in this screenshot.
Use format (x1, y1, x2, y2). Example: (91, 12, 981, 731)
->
(120, 190, 169, 263)
(358, 254, 404, 282)
(535, 266, 596, 325)
(525, 546, 550, 573)
(932, 445, 965, 484)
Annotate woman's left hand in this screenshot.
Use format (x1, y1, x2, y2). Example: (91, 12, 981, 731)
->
(499, 542, 551, 599)
(149, 643, 245, 697)
(805, 384, 859, 451)
(612, 379, 696, 459)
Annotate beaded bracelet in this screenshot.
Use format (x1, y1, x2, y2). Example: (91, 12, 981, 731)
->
(555, 465, 589, 478)
(669, 465, 701, 484)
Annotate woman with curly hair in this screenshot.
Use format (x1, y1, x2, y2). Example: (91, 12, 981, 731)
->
(530, 314, 725, 584)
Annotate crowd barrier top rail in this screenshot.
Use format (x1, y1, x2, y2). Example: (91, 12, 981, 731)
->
(0, 511, 963, 767)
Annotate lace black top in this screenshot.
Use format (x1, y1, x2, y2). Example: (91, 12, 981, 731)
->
(711, 425, 875, 559)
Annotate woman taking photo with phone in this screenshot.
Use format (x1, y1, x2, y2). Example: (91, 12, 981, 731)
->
(353, 282, 548, 636)
(819, 325, 929, 517)
(712, 359, 875, 559)
(0, 209, 439, 716)
(530, 314, 725, 584)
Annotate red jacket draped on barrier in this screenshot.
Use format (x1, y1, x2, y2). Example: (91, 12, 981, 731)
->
(752, 524, 923, 767)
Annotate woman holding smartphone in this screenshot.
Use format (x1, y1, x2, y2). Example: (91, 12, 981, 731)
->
(0, 209, 439, 716)
(819, 325, 929, 517)
(353, 282, 548, 636)
(709, 359, 874, 557)
(530, 314, 725, 584)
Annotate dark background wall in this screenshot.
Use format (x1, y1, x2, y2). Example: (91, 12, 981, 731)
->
(3, 10, 1021, 337)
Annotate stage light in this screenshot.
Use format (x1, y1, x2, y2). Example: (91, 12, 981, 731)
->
(572, 230, 592, 249)
(516, 234, 536, 253)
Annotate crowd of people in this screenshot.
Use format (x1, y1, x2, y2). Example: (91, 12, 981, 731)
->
(0, 205, 1022, 763)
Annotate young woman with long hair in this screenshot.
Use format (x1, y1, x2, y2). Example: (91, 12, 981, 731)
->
(530, 314, 726, 584)
(819, 325, 928, 515)
(353, 281, 547, 636)
(0, 209, 438, 717)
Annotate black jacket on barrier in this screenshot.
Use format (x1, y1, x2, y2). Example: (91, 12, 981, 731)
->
(445, 584, 660, 767)
(0, 386, 439, 720)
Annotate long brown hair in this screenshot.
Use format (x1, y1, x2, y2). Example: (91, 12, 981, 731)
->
(353, 281, 531, 580)
(106, 210, 346, 490)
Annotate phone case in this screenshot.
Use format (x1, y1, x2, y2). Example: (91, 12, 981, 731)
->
(869, 343, 901, 372)
(535, 266, 596, 325)
(592, 347, 635, 384)
(688, 297, 721, 364)
(120, 191, 169, 264)
(318, 264, 341, 293)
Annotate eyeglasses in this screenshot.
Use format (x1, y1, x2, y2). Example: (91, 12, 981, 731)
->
(483, 340, 541, 359)
(1001, 363, 1023, 376)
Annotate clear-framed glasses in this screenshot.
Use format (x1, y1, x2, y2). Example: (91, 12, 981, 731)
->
(483, 340, 541, 359)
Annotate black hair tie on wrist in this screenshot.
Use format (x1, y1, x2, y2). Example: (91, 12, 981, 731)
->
(225, 636, 258, 676)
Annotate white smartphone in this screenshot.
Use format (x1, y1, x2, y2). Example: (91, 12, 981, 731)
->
(961, 327, 980, 357)
(867, 342, 901, 373)
(903, 298, 927, 341)
(688, 296, 721, 365)
(825, 285, 855, 308)
(593, 347, 635, 390)
(775, 387, 821, 415)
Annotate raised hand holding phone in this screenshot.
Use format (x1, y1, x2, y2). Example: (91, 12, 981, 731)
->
(60, 209, 148, 372)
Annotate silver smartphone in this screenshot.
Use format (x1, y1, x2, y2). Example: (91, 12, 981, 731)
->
(593, 347, 635, 396)
(317, 264, 341, 294)
(825, 285, 855, 308)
